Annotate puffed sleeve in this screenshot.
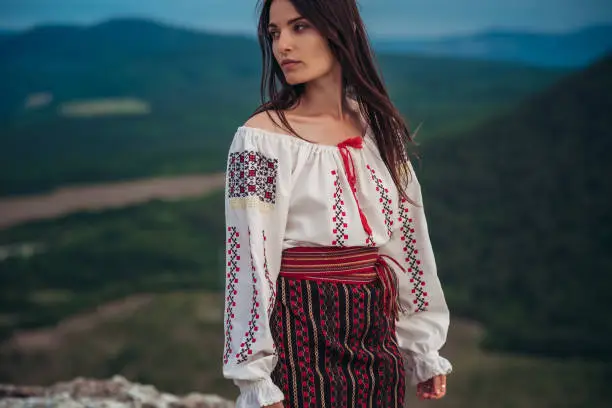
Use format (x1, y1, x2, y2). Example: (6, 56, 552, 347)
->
(222, 128, 291, 407)
(379, 161, 453, 386)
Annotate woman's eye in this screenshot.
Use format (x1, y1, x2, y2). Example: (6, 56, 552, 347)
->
(269, 31, 279, 39)
(294, 23, 308, 31)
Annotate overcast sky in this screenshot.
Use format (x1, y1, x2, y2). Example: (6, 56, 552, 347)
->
(1, 0, 612, 37)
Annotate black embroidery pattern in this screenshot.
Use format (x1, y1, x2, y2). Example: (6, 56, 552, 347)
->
(236, 227, 261, 364)
(228, 150, 278, 205)
(223, 226, 240, 365)
(398, 199, 429, 312)
(367, 164, 394, 237)
(331, 170, 348, 247)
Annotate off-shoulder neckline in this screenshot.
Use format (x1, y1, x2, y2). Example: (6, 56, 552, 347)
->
(237, 125, 374, 151)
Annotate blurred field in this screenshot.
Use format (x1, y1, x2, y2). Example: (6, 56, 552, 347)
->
(0, 17, 610, 408)
(59, 97, 151, 117)
(0, 173, 225, 229)
(0, 19, 567, 197)
(0, 51, 609, 402)
(0, 292, 609, 408)
(0, 190, 226, 341)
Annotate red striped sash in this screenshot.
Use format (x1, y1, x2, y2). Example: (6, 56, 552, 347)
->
(280, 246, 406, 320)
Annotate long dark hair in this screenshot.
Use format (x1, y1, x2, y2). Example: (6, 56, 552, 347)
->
(253, 0, 418, 202)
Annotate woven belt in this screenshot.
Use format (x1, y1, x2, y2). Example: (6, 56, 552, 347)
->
(279, 246, 406, 320)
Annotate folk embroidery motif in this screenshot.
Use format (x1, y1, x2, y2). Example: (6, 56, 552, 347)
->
(331, 170, 349, 247)
(262, 230, 276, 316)
(367, 164, 394, 237)
(236, 227, 262, 364)
(398, 198, 429, 312)
(228, 150, 278, 210)
(223, 226, 240, 365)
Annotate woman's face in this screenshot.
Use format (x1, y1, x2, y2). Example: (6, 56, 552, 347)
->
(268, 0, 338, 85)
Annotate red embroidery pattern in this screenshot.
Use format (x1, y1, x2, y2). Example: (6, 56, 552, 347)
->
(228, 150, 278, 204)
(365, 234, 375, 247)
(223, 226, 240, 365)
(398, 198, 429, 312)
(270, 278, 406, 406)
(262, 230, 276, 316)
(236, 228, 261, 364)
(367, 164, 394, 237)
(331, 170, 349, 247)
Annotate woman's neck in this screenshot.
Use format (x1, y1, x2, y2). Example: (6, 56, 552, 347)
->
(297, 65, 351, 122)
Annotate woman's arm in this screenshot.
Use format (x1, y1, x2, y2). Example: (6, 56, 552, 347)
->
(379, 161, 452, 387)
(222, 127, 292, 408)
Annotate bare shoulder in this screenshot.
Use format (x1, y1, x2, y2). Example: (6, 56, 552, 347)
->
(243, 111, 287, 134)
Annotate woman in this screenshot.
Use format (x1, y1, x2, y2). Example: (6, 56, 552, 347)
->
(222, 0, 452, 407)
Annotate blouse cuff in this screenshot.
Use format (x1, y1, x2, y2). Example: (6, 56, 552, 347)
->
(402, 350, 453, 386)
(235, 377, 285, 407)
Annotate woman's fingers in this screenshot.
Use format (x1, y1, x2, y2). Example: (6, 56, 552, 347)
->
(416, 375, 447, 399)
(416, 382, 424, 398)
(433, 375, 447, 398)
(416, 378, 433, 399)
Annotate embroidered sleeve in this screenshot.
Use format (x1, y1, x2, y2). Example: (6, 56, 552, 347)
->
(222, 128, 291, 407)
(379, 161, 452, 386)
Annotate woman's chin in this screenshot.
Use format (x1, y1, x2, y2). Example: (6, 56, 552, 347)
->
(285, 74, 306, 85)
(284, 69, 318, 85)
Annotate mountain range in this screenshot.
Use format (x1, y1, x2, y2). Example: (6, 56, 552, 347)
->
(373, 24, 612, 67)
(0, 18, 567, 196)
(419, 52, 612, 357)
(3, 21, 611, 67)
(0, 16, 610, 372)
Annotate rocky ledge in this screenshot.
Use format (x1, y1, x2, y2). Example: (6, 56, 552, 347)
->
(0, 375, 235, 408)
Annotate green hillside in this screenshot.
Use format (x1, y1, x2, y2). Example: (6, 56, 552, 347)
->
(0, 18, 566, 197)
(0, 54, 608, 360)
(0, 56, 610, 407)
(419, 53, 612, 358)
(0, 191, 226, 340)
(1, 295, 609, 408)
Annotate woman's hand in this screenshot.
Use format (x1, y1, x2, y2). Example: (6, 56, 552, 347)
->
(262, 402, 284, 408)
(416, 374, 447, 399)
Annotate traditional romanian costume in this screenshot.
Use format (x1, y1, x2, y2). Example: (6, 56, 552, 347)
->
(223, 125, 452, 407)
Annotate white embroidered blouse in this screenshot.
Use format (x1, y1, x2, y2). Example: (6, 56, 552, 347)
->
(223, 125, 452, 407)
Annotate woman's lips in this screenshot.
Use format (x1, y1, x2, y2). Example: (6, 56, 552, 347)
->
(282, 61, 301, 70)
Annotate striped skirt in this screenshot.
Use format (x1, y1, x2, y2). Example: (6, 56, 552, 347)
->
(270, 246, 406, 407)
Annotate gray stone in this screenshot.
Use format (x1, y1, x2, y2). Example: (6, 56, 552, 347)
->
(0, 376, 234, 408)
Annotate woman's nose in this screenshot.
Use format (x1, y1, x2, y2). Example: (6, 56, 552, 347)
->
(277, 30, 293, 52)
